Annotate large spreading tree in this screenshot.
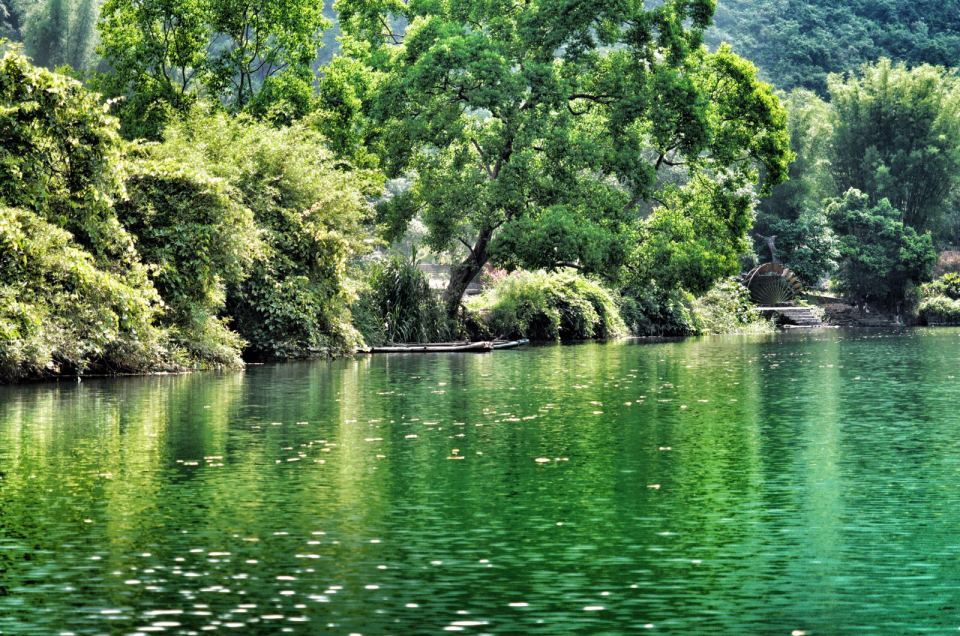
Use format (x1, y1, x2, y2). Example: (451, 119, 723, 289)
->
(338, 0, 792, 316)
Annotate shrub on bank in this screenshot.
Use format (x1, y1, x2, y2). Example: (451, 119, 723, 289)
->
(465, 271, 627, 341)
(0, 207, 165, 381)
(919, 295, 960, 325)
(690, 279, 776, 334)
(119, 159, 262, 368)
(1, 54, 385, 380)
(617, 285, 699, 336)
(827, 190, 937, 309)
(0, 52, 171, 382)
(920, 272, 960, 301)
(618, 279, 774, 336)
(352, 253, 455, 345)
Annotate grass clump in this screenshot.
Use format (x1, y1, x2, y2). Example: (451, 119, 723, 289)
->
(352, 253, 455, 345)
(919, 295, 960, 324)
(466, 270, 627, 341)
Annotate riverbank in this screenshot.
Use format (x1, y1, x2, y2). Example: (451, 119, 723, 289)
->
(798, 294, 904, 328)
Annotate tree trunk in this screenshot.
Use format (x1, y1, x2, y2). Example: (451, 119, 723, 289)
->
(757, 233, 779, 263)
(442, 228, 493, 318)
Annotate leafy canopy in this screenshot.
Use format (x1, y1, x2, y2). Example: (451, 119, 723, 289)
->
(96, 0, 330, 138)
(828, 59, 960, 236)
(339, 0, 792, 313)
(0, 52, 166, 380)
(147, 107, 382, 358)
(752, 89, 837, 286)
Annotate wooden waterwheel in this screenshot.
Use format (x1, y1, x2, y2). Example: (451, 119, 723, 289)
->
(744, 263, 803, 305)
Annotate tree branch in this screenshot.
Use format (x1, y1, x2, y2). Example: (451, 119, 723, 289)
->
(457, 237, 478, 260)
(379, 15, 403, 44)
(622, 193, 644, 214)
(471, 139, 495, 180)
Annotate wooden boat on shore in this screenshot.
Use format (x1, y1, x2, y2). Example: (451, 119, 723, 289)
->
(364, 339, 529, 354)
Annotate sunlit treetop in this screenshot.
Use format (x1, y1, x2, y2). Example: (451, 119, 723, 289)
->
(334, 0, 792, 312)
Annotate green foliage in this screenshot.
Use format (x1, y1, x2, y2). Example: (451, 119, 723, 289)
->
(0, 51, 132, 262)
(0, 206, 164, 382)
(340, 0, 791, 314)
(465, 271, 627, 342)
(690, 279, 776, 335)
(0, 53, 176, 382)
(752, 90, 838, 285)
(827, 190, 937, 307)
(16, 0, 100, 72)
(632, 177, 757, 296)
(352, 253, 454, 345)
(147, 107, 380, 359)
(618, 279, 773, 337)
(758, 64, 960, 294)
(311, 52, 378, 167)
(617, 285, 699, 337)
(920, 272, 960, 301)
(761, 211, 838, 288)
(918, 295, 960, 325)
(707, 0, 960, 94)
(118, 156, 262, 367)
(96, 0, 330, 138)
(828, 60, 960, 236)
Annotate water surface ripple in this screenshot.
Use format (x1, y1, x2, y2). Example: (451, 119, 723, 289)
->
(2, 328, 960, 635)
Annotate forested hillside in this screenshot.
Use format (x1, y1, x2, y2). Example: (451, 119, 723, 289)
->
(706, 0, 960, 93)
(5, 0, 959, 93)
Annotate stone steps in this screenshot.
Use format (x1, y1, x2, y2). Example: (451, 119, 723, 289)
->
(756, 306, 823, 327)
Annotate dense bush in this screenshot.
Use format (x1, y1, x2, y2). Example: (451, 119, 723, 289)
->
(118, 158, 262, 367)
(0, 50, 133, 264)
(466, 271, 627, 341)
(619, 279, 775, 336)
(146, 107, 382, 359)
(617, 286, 699, 337)
(1, 55, 384, 380)
(0, 207, 165, 381)
(920, 273, 960, 301)
(352, 254, 454, 345)
(690, 279, 776, 335)
(0, 53, 172, 382)
(919, 295, 960, 325)
(827, 190, 937, 308)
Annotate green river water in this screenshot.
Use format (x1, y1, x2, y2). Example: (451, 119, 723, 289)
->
(2, 328, 960, 635)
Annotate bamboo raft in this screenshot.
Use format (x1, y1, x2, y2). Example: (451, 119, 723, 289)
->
(365, 339, 529, 354)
